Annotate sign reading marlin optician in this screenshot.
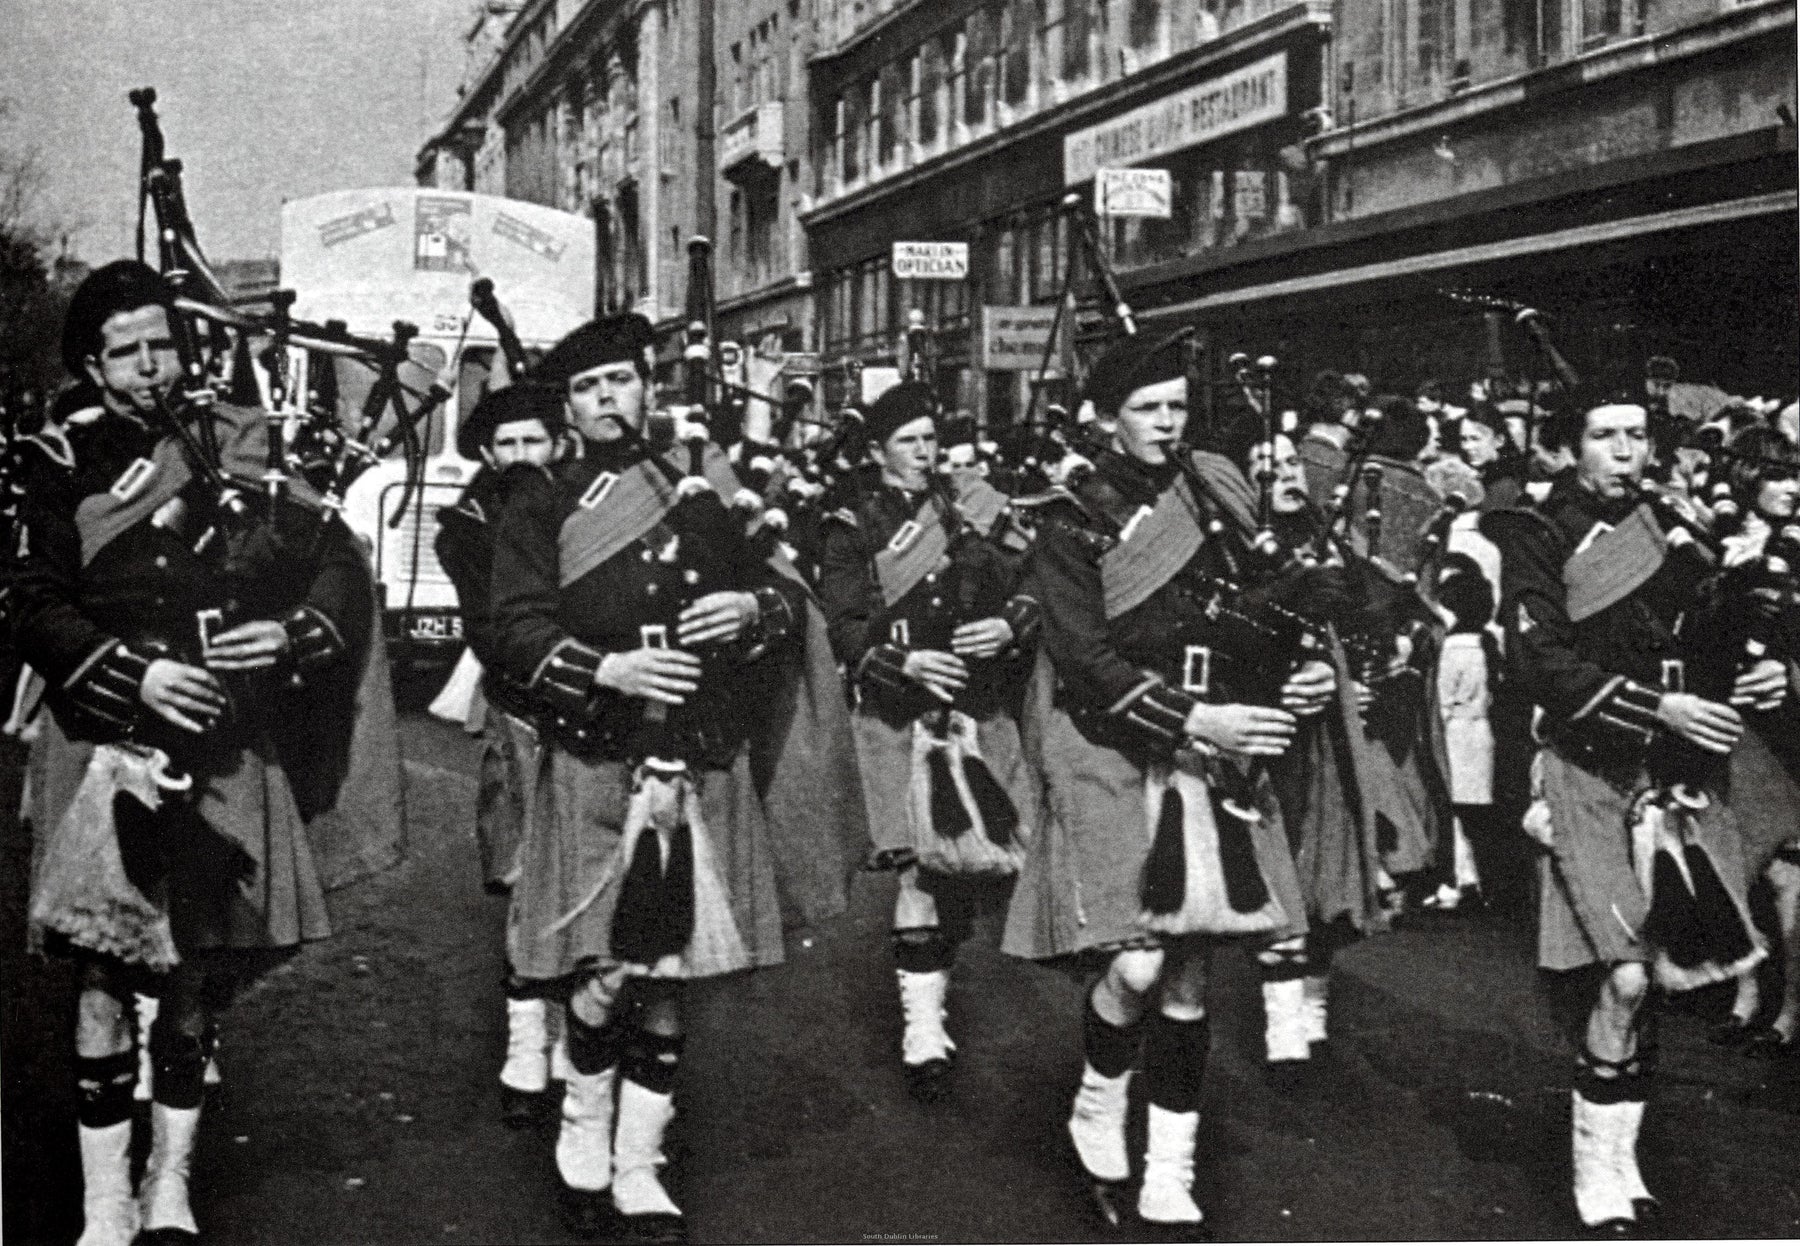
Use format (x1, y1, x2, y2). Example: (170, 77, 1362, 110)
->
(1064, 52, 1288, 185)
(892, 241, 969, 280)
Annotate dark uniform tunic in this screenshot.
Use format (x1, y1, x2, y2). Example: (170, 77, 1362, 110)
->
(1494, 478, 1757, 973)
(1715, 519, 1800, 873)
(1001, 448, 1308, 960)
(488, 434, 810, 982)
(817, 479, 1041, 874)
(437, 466, 544, 891)
(12, 404, 375, 959)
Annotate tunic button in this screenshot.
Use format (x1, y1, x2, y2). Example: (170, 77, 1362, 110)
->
(683, 569, 700, 585)
(154, 555, 169, 570)
(930, 597, 942, 608)
(645, 582, 659, 597)
(641, 548, 654, 562)
(925, 572, 937, 584)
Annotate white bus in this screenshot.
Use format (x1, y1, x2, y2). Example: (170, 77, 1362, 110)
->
(278, 188, 594, 656)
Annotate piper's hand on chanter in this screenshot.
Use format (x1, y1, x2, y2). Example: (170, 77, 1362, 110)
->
(902, 649, 969, 704)
(140, 658, 228, 734)
(676, 591, 760, 646)
(950, 617, 1013, 660)
(598, 648, 703, 706)
(1656, 692, 1744, 754)
(1730, 657, 1789, 711)
(1280, 659, 1337, 717)
(202, 620, 290, 671)
(1185, 702, 1297, 757)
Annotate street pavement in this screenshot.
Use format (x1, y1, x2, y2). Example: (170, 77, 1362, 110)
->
(4, 712, 1798, 1245)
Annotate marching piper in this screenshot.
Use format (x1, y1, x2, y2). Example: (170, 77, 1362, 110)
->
(10, 261, 400, 1246)
(817, 380, 1040, 1101)
(1209, 417, 1391, 1082)
(1001, 332, 1336, 1237)
(488, 313, 865, 1240)
(433, 381, 567, 1124)
(1488, 390, 1769, 1235)
(1700, 424, 1800, 1057)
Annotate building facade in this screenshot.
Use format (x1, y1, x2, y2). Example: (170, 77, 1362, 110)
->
(804, 0, 1336, 424)
(417, 0, 1796, 422)
(417, 0, 821, 420)
(1137, 0, 1797, 400)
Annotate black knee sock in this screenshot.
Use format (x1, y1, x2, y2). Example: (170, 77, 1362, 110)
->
(1574, 1047, 1651, 1105)
(893, 928, 954, 974)
(621, 1029, 685, 1095)
(564, 1006, 625, 1076)
(1083, 992, 1145, 1079)
(1143, 1014, 1210, 1114)
(75, 1051, 137, 1128)
(148, 1019, 206, 1110)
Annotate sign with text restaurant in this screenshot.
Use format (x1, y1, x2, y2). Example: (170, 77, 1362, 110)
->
(892, 241, 969, 280)
(1063, 52, 1288, 186)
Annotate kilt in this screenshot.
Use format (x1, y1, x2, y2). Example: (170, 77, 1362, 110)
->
(477, 708, 542, 892)
(1002, 660, 1306, 961)
(507, 745, 785, 983)
(1269, 714, 1380, 933)
(1535, 745, 1758, 980)
(27, 707, 332, 959)
(849, 703, 1037, 872)
(1727, 722, 1800, 874)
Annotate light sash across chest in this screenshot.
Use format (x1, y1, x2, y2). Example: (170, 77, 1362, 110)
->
(74, 407, 323, 567)
(556, 444, 743, 588)
(1099, 475, 1207, 620)
(1562, 503, 1667, 623)
(870, 481, 1007, 608)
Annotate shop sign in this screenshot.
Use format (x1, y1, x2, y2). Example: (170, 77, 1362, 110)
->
(980, 305, 1059, 372)
(1234, 171, 1268, 221)
(1064, 52, 1288, 185)
(1096, 168, 1173, 218)
(861, 366, 902, 404)
(892, 241, 969, 280)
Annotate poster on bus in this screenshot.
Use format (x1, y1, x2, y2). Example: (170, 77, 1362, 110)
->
(415, 196, 474, 272)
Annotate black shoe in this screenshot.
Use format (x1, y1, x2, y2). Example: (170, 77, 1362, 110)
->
(558, 1185, 618, 1240)
(1631, 1196, 1663, 1226)
(1707, 1017, 1757, 1048)
(903, 1057, 952, 1103)
(501, 1084, 548, 1128)
(1080, 1175, 1132, 1231)
(137, 1230, 199, 1245)
(1745, 1029, 1798, 1060)
(1263, 1057, 1310, 1095)
(1578, 1217, 1639, 1239)
(619, 1210, 688, 1243)
(1133, 1211, 1214, 1242)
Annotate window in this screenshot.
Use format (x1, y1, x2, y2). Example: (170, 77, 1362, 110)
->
(917, 37, 945, 146)
(1062, 0, 1092, 78)
(964, 9, 993, 129)
(841, 90, 863, 182)
(1128, 0, 1161, 49)
(998, 0, 1031, 107)
(1578, 0, 1638, 47)
(878, 60, 905, 165)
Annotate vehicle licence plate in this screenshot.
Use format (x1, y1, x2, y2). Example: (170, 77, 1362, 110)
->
(406, 613, 463, 641)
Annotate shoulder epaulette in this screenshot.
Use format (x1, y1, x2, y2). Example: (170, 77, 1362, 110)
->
(823, 506, 858, 529)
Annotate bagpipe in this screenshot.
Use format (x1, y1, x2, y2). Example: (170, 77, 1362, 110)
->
(126, 89, 452, 559)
